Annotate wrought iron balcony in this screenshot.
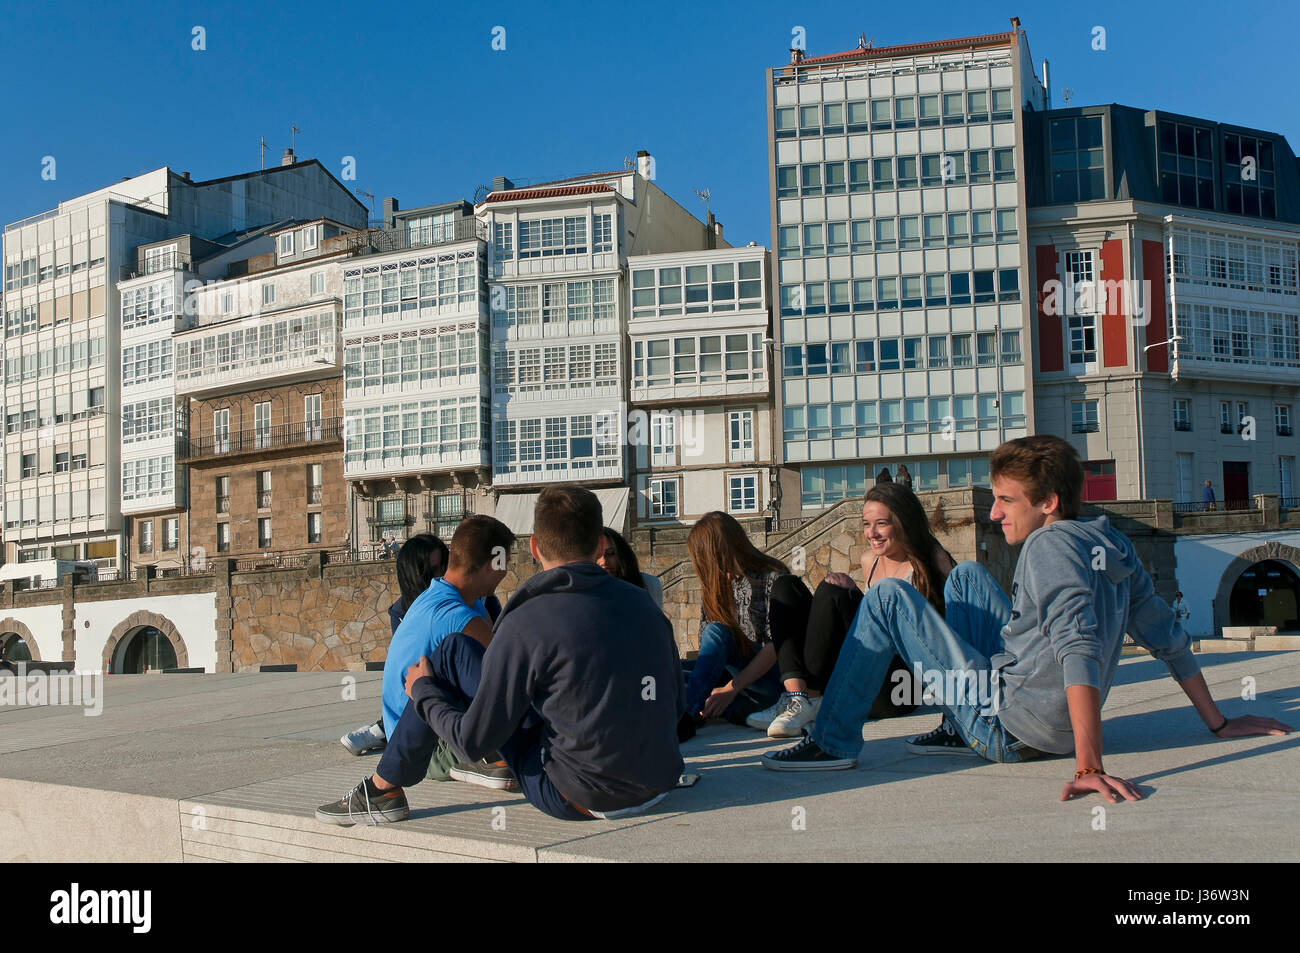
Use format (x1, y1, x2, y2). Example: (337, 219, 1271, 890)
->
(189, 417, 342, 460)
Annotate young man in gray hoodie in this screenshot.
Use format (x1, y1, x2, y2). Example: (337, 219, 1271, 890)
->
(765, 435, 1290, 801)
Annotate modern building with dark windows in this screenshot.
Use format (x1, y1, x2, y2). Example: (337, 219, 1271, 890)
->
(767, 20, 1042, 515)
(1025, 104, 1300, 505)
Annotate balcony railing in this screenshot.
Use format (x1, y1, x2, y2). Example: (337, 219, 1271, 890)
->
(216, 495, 230, 513)
(120, 254, 195, 282)
(1173, 499, 1258, 514)
(1174, 421, 1192, 432)
(190, 417, 342, 459)
(307, 485, 323, 504)
(256, 491, 272, 509)
(339, 218, 486, 260)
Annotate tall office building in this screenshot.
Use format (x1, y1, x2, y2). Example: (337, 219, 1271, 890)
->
(767, 22, 1043, 515)
(2, 161, 365, 571)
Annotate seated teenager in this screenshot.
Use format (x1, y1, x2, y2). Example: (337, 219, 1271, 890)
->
(764, 435, 1292, 801)
(379, 517, 516, 788)
(753, 482, 955, 739)
(316, 486, 684, 825)
(340, 534, 449, 756)
(683, 512, 805, 726)
(598, 527, 663, 609)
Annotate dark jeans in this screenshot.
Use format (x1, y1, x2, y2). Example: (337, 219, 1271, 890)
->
(375, 634, 588, 821)
(770, 580, 915, 717)
(682, 622, 783, 722)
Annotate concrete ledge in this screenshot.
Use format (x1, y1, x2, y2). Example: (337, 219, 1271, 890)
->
(0, 778, 182, 863)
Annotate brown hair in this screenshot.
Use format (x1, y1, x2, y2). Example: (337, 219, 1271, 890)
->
(448, 515, 516, 573)
(533, 486, 603, 563)
(862, 483, 953, 615)
(989, 435, 1084, 520)
(686, 511, 787, 659)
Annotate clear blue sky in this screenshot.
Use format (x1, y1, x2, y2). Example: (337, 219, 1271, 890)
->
(2, 0, 1294, 246)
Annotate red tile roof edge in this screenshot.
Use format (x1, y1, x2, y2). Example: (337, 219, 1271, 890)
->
(479, 183, 617, 204)
(794, 31, 1015, 66)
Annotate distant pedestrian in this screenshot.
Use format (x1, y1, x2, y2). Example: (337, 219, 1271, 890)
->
(1172, 591, 1190, 624)
(1202, 480, 1216, 512)
(876, 468, 893, 485)
(388, 537, 401, 558)
(895, 464, 913, 490)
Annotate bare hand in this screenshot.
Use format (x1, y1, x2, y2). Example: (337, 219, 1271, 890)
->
(1214, 714, 1292, 738)
(700, 685, 737, 719)
(824, 572, 858, 590)
(1059, 773, 1143, 803)
(405, 656, 434, 698)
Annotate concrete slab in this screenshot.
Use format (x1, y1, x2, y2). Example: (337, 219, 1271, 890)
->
(0, 655, 1295, 862)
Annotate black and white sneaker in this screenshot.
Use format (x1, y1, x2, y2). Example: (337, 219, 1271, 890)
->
(449, 759, 520, 792)
(905, 719, 977, 756)
(315, 778, 409, 825)
(762, 733, 857, 771)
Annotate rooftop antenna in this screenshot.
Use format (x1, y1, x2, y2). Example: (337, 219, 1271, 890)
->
(694, 188, 711, 215)
(1061, 87, 1075, 107)
(260, 136, 267, 170)
(353, 188, 375, 223)
(623, 156, 636, 170)
(859, 33, 874, 49)
(290, 123, 301, 152)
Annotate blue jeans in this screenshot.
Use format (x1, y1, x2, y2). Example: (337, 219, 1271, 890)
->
(375, 634, 588, 821)
(683, 622, 783, 718)
(811, 562, 1047, 763)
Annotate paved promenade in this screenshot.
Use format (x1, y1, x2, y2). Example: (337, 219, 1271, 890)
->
(0, 651, 1295, 862)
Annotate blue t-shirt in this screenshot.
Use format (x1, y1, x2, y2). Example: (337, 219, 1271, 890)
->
(381, 578, 487, 737)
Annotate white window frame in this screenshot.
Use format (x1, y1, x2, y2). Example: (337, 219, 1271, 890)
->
(278, 233, 293, 256)
(726, 472, 760, 514)
(304, 394, 322, 440)
(1173, 398, 1191, 430)
(257, 516, 272, 550)
(213, 409, 230, 453)
(262, 283, 276, 306)
(728, 409, 755, 462)
(648, 477, 680, 518)
(1276, 403, 1291, 435)
(307, 511, 322, 544)
(255, 402, 271, 448)
(1071, 399, 1099, 433)
(651, 412, 677, 466)
(302, 226, 318, 250)
(1067, 313, 1098, 374)
(311, 271, 325, 296)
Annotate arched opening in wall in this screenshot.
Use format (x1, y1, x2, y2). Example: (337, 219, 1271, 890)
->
(1228, 560, 1300, 630)
(1, 632, 32, 664)
(114, 626, 179, 674)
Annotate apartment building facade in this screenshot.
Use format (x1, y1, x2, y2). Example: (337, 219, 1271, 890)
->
(477, 156, 720, 534)
(178, 218, 354, 562)
(340, 200, 494, 547)
(1026, 105, 1300, 504)
(1, 161, 366, 571)
(767, 23, 1042, 516)
(627, 245, 775, 523)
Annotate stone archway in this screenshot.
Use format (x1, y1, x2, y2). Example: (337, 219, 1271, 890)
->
(1212, 541, 1300, 635)
(103, 611, 189, 672)
(0, 618, 41, 662)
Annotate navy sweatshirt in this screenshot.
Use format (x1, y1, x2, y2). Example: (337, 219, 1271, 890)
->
(410, 561, 684, 813)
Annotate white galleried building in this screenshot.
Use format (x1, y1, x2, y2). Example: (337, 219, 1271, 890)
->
(339, 200, 494, 544)
(627, 246, 774, 523)
(475, 156, 722, 535)
(2, 161, 365, 572)
(768, 23, 1040, 513)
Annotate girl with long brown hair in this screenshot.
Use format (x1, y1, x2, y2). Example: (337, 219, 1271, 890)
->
(753, 481, 956, 739)
(683, 512, 799, 724)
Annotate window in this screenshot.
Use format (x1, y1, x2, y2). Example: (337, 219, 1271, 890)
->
(651, 413, 676, 466)
(138, 521, 154, 555)
(1051, 116, 1105, 203)
(213, 410, 230, 453)
(257, 470, 272, 509)
(303, 226, 318, 250)
(163, 518, 179, 552)
(1223, 133, 1276, 218)
(1072, 400, 1100, 433)
(262, 283, 276, 306)
(311, 272, 325, 296)
(258, 517, 272, 550)
(1277, 404, 1292, 436)
(1174, 399, 1192, 431)
(304, 394, 323, 440)
(928, 335, 948, 368)
(729, 410, 755, 462)
(255, 402, 271, 449)
(21, 453, 35, 478)
(649, 478, 679, 518)
(307, 512, 322, 544)
(278, 233, 294, 256)
(1156, 120, 1215, 210)
(307, 463, 324, 504)
(217, 523, 230, 553)
(1220, 400, 1233, 434)
(1068, 314, 1098, 371)
(1237, 401, 1250, 433)
(728, 473, 759, 514)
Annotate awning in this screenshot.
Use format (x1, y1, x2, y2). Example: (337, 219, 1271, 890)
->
(492, 486, 629, 537)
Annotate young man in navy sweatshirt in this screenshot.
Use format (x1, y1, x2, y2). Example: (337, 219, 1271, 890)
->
(317, 485, 684, 824)
(765, 435, 1290, 801)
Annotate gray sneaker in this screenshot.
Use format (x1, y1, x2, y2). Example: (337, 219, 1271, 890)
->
(449, 759, 520, 792)
(315, 778, 409, 825)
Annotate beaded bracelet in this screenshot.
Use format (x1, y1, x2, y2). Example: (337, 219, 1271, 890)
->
(1074, 767, 1104, 780)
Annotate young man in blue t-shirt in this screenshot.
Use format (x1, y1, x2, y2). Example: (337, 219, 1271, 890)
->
(379, 516, 515, 784)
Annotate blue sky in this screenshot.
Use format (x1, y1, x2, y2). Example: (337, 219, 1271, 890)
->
(1, 0, 1294, 245)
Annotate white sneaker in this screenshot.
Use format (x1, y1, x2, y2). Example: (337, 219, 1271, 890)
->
(768, 694, 821, 738)
(745, 692, 793, 731)
(340, 721, 387, 756)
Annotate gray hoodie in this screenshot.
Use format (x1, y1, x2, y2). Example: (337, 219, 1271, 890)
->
(993, 516, 1201, 754)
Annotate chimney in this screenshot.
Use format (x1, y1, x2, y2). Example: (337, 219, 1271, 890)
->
(179, 171, 191, 182)
(280, 148, 296, 167)
(491, 175, 515, 192)
(1010, 16, 1021, 31)
(790, 47, 804, 65)
(1042, 60, 1051, 108)
(382, 196, 399, 228)
(636, 150, 653, 180)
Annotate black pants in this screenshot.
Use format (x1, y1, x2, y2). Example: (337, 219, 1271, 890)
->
(770, 579, 916, 718)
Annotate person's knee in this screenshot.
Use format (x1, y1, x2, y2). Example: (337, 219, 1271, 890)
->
(944, 560, 987, 594)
